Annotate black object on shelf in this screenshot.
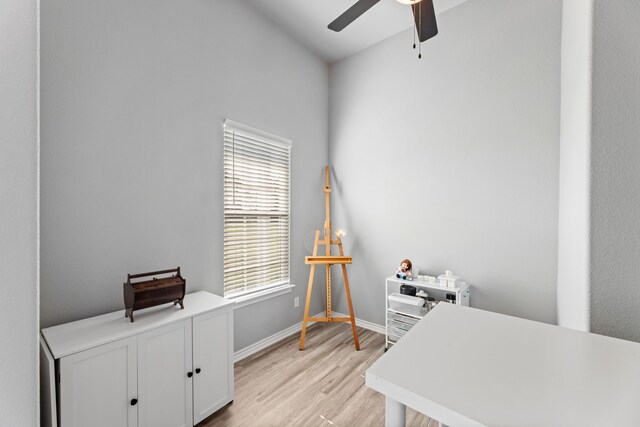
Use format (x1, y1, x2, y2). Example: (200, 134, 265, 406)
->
(400, 284, 417, 296)
(446, 293, 456, 304)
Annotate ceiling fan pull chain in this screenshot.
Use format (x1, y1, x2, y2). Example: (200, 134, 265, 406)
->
(413, 18, 416, 49)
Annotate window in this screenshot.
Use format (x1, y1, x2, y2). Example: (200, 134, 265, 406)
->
(223, 119, 291, 299)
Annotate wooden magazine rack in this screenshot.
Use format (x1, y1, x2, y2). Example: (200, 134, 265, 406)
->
(299, 166, 360, 351)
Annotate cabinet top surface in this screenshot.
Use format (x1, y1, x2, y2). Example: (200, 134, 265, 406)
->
(385, 275, 469, 292)
(41, 291, 233, 359)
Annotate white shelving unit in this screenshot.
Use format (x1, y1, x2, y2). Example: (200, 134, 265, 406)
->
(385, 276, 470, 350)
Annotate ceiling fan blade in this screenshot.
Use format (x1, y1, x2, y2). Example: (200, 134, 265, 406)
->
(412, 0, 438, 42)
(328, 0, 381, 32)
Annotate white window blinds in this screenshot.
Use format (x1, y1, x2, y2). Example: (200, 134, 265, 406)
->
(223, 119, 291, 298)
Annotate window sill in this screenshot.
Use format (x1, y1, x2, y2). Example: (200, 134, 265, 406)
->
(229, 284, 296, 309)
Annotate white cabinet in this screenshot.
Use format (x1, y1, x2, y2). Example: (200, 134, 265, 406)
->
(59, 336, 138, 427)
(192, 309, 233, 424)
(385, 276, 470, 350)
(41, 291, 234, 427)
(137, 319, 192, 427)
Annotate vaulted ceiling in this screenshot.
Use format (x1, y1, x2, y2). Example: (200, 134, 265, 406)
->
(244, 0, 469, 63)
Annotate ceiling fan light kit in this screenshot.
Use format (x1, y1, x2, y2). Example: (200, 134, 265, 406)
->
(328, 0, 438, 59)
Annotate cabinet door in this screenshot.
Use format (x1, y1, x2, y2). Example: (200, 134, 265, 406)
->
(192, 309, 234, 424)
(59, 336, 137, 427)
(137, 319, 192, 427)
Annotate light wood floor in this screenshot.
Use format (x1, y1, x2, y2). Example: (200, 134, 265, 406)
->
(200, 323, 436, 427)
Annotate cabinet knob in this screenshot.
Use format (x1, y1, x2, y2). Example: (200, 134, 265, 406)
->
(130, 398, 138, 406)
(187, 371, 193, 378)
(195, 368, 201, 374)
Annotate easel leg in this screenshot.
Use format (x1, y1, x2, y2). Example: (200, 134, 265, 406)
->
(338, 239, 360, 350)
(325, 265, 332, 320)
(341, 263, 360, 350)
(299, 264, 316, 350)
(300, 230, 321, 351)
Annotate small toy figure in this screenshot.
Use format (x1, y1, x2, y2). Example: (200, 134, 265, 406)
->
(396, 259, 414, 280)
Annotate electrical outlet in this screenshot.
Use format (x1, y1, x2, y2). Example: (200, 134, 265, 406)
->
(294, 296, 299, 308)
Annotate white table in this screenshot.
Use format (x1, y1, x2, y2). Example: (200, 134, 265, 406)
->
(366, 303, 640, 427)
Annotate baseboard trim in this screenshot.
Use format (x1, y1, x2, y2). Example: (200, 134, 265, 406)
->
(233, 311, 322, 363)
(330, 311, 386, 335)
(233, 311, 385, 363)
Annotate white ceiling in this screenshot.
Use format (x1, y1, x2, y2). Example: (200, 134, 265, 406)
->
(244, 0, 469, 63)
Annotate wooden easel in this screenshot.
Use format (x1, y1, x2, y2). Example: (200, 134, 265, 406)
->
(299, 166, 360, 351)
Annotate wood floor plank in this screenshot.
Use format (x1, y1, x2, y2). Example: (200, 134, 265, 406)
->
(200, 323, 434, 427)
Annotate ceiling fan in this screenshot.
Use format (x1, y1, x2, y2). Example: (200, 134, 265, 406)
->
(328, 0, 438, 57)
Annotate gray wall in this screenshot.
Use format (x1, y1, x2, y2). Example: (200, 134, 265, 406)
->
(0, 0, 39, 424)
(590, 0, 640, 342)
(557, 0, 593, 332)
(557, 0, 640, 343)
(40, 0, 328, 351)
(328, 0, 561, 326)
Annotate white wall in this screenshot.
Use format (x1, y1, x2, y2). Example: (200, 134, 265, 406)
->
(0, 0, 39, 424)
(329, 0, 561, 326)
(557, 0, 593, 332)
(589, 0, 640, 342)
(557, 0, 640, 342)
(40, 0, 328, 351)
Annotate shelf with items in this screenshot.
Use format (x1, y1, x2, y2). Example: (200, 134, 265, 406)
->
(387, 275, 470, 294)
(384, 275, 470, 350)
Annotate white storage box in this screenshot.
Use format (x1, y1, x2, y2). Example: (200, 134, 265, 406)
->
(388, 293, 424, 306)
(387, 293, 427, 317)
(437, 270, 460, 288)
(387, 311, 420, 327)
